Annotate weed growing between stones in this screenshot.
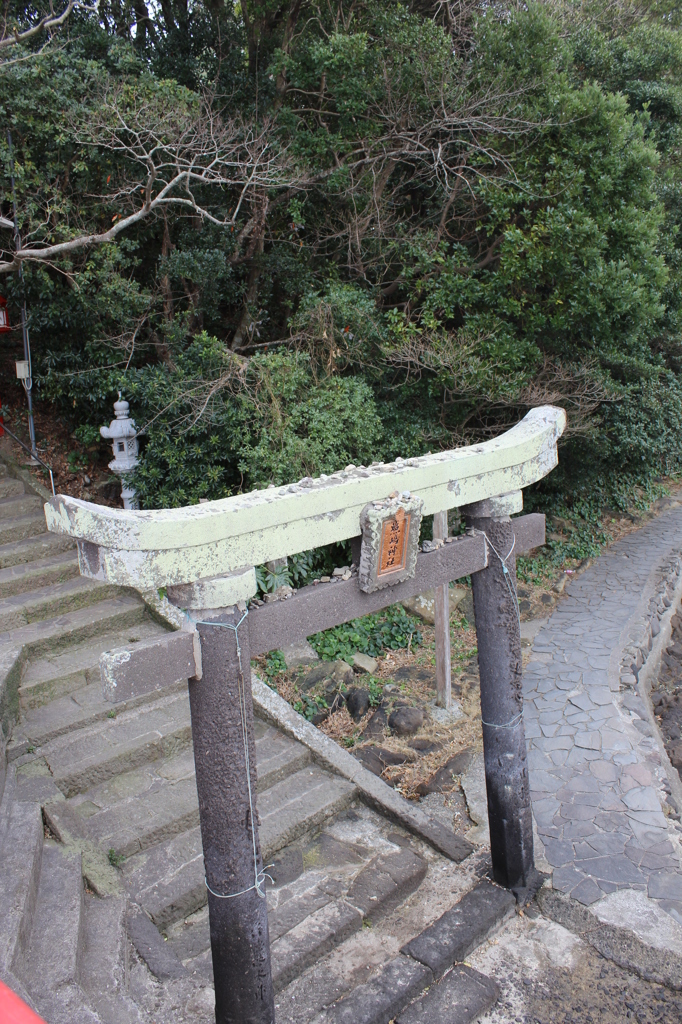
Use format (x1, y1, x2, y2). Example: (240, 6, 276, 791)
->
(108, 848, 124, 868)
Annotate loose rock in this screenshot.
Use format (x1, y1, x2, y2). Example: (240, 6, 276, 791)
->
(282, 640, 319, 670)
(351, 652, 378, 675)
(354, 746, 411, 779)
(408, 738, 443, 755)
(415, 749, 473, 796)
(300, 659, 353, 692)
(362, 704, 389, 739)
(388, 706, 426, 736)
(402, 587, 469, 626)
(346, 687, 371, 722)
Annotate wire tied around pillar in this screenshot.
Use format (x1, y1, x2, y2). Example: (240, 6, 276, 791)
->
(470, 528, 524, 732)
(188, 608, 271, 901)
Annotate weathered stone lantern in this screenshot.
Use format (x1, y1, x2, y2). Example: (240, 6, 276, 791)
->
(101, 394, 139, 509)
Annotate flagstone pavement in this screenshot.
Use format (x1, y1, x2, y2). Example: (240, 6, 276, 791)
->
(524, 501, 682, 921)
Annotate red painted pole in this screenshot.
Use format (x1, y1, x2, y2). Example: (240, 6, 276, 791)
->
(0, 979, 47, 1024)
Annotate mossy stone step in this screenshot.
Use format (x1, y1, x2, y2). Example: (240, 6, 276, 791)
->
(0, 550, 80, 600)
(40, 689, 193, 797)
(0, 513, 47, 545)
(0, 532, 76, 570)
(45, 724, 310, 860)
(0, 595, 147, 661)
(19, 671, 183, 745)
(0, 576, 119, 632)
(16, 845, 85, 996)
(0, 493, 44, 521)
(0, 477, 25, 500)
(120, 766, 356, 928)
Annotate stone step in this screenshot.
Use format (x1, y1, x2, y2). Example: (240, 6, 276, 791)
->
(40, 689, 193, 797)
(0, 595, 147, 661)
(272, 846, 428, 993)
(164, 825, 428, 992)
(0, 512, 47, 545)
(0, 549, 80, 599)
(20, 675, 185, 747)
(46, 724, 310, 860)
(80, 894, 143, 1024)
(395, 964, 499, 1024)
(0, 531, 76, 569)
(121, 766, 356, 928)
(0, 800, 43, 975)
(0, 492, 44, 520)
(0, 477, 25, 499)
(311, 879, 512, 1024)
(19, 621, 171, 711)
(18, 844, 85, 994)
(0, 576, 119, 632)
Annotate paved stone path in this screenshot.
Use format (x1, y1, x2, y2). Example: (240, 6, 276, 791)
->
(524, 501, 682, 918)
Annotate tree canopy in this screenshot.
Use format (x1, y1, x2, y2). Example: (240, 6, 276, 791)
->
(2, 0, 682, 518)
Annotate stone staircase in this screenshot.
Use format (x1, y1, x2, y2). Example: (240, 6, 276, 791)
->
(0, 458, 512, 1024)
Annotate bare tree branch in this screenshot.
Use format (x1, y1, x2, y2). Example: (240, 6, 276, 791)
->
(0, 0, 96, 52)
(0, 84, 303, 273)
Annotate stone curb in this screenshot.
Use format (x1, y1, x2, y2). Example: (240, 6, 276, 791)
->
(620, 539, 682, 690)
(251, 675, 474, 864)
(396, 963, 499, 1024)
(401, 878, 516, 978)
(634, 565, 682, 818)
(538, 885, 682, 991)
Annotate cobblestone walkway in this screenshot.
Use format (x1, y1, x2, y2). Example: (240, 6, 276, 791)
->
(524, 502, 682, 919)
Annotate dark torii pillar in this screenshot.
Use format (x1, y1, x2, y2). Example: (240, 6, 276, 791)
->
(463, 493, 536, 896)
(187, 604, 275, 1024)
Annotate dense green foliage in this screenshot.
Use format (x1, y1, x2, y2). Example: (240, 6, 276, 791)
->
(308, 605, 423, 662)
(2, 0, 682, 528)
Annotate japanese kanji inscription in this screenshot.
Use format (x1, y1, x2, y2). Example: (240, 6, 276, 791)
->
(358, 493, 423, 593)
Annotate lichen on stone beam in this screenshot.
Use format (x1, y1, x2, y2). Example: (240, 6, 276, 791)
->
(43, 406, 565, 590)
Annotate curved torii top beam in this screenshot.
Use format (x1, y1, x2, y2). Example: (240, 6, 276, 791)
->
(43, 405, 566, 591)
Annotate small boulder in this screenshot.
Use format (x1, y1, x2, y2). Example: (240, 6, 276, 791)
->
(393, 666, 434, 685)
(300, 664, 332, 691)
(354, 746, 410, 776)
(402, 587, 470, 626)
(282, 641, 319, 670)
(457, 590, 474, 624)
(415, 748, 473, 796)
(351, 652, 378, 675)
(330, 660, 355, 687)
(346, 687, 371, 722)
(361, 705, 389, 739)
(322, 679, 346, 714)
(300, 659, 353, 692)
(354, 746, 385, 776)
(388, 706, 425, 737)
(408, 738, 443, 755)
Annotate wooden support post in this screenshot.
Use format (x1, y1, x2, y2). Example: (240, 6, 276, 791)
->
(188, 606, 275, 1024)
(463, 500, 536, 895)
(433, 510, 451, 709)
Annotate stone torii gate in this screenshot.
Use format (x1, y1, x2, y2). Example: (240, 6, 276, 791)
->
(44, 405, 566, 1024)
